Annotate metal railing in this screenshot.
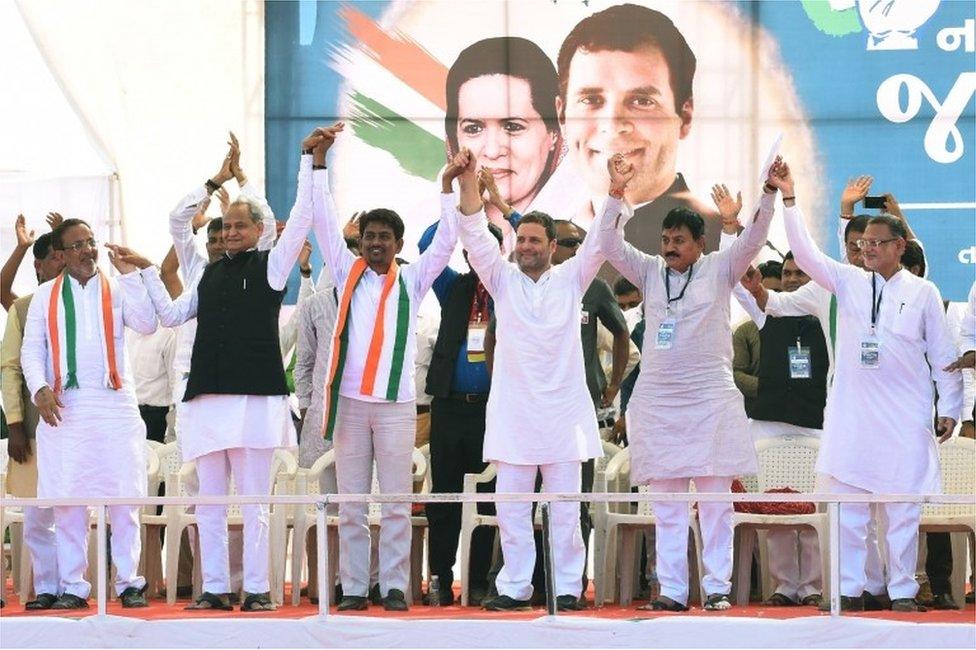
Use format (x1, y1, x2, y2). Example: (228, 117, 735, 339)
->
(2, 491, 972, 620)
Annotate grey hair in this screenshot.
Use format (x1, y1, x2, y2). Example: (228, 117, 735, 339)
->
(229, 199, 263, 224)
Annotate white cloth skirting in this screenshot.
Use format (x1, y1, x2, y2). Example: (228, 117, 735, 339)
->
(35, 387, 147, 498)
(179, 393, 297, 461)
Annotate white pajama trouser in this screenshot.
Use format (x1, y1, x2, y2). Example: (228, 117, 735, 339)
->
(767, 529, 822, 600)
(495, 460, 585, 601)
(649, 476, 733, 606)
(195, 447, 275, 594)
(334, 396, 414, 597)
(55, 505, 145, 598)
(824, 475, 919, 600)
(23, 506, 59, 595)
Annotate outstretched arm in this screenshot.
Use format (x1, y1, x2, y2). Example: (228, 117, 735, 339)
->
(1, 215, 34, 311)
(107, 245, 199, 327)
(456, 149, 508, 297)
(782, 166, 848, 295)
(309, 124, 359, 286)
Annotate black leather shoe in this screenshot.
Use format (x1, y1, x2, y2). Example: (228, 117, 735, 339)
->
(368, 583, 383, 606)
(337, 595, 368, 611)
(468, 584, 488, 606)
(556, 594, 584, 611)
(819, 595, 864, 612)
(25, 593, 59, 610)
(483, 595, 532, 611)
(51, 593, 89, 610)
(862, 591, 891, 611)
(891, 598, 927, 612)
(119, 586, 149, 608)
(383, 589, 409, 611)
(930, 593, 958, 610)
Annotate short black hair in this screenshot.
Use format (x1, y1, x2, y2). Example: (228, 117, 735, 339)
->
(51, 218, 92, 250)
(613, 277, 639, 296)
(557, 3, 696, 114)
(359, 208, 405, 241)
(867, 214, 908, 240)
(487, 222, 504, 245)
(33, 232, 54, 260)
(207, 217, 223, 235)
(662, 207, 704, 240)
(758, 260, 783, 280)
(517, 211, 556, 241)
(783, 251, 795, 262)
(446, 37, 560, 155)
(901, 239, 926, 276)
(844, 215, 871, 242)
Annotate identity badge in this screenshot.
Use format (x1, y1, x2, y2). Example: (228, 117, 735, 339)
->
(859, 335, 880, 369)
(788, 347, 812, 379)
(655, 318, 676, 350)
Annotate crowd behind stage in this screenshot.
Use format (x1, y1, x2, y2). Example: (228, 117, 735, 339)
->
(3, 126, 973, 615)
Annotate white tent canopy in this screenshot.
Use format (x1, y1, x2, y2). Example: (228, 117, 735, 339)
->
(0, 0, 117, 310)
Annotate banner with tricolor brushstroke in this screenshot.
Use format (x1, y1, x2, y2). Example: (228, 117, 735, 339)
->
(266, 0, 975, 302)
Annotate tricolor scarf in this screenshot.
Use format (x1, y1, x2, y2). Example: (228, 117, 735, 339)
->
(47, 271, 122, 392)
(322, 258, 410, 439)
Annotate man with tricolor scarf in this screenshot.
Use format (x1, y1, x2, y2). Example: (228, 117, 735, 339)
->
(20, 218, 159, 609)
(310, 125, 461, 612)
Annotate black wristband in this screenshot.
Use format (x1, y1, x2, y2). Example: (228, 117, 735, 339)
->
(300, 269, 312, 277)
(302, 148, 314, 156)
(205, 179, 220, 194)
(313, 164, 327, 170)
(763, 182, 776, 193)
(782, 195, 796, 201)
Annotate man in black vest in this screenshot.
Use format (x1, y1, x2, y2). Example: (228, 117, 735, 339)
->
(418, 194, 504, 606)
(748, 252, 828, 608)
(123, 127, 326, 611)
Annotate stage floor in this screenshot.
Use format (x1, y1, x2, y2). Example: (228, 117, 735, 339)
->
(2, 590, 974, 649)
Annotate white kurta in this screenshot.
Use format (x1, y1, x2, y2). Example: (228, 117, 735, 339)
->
(141, 159, 317, 461)
(599, 192, 776, 483)
(783, 203, 963, 494)
(457, 200, 620, 465)
(21, 270, 157, 498)
(310, 171, 458, 404)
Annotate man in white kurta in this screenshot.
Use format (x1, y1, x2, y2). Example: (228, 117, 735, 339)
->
(134, 137, 317, 611)
(21, 219, 158, 608)
(599, 162, 781, 611)
(782, 174, 962, 611)
(309, 126, 458, 612)
(457, 156, 625, 611)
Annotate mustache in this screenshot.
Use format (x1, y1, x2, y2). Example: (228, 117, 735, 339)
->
(664, 252, 679, 258)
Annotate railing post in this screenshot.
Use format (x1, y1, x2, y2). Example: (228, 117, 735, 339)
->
(828, 501, 841, 617)
(540, 502, 557, 616)
(317, 499, 328, 619)
(96, 504, 107, 616)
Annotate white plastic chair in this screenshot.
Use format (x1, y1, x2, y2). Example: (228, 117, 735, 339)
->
(594, 447, 705, 606)
(920, 436, 975, 610)
(163, 448, 297, 605)
(140, 441, 182, 598)
(731, 436, 829, 605)
(588, 440, 622, 605)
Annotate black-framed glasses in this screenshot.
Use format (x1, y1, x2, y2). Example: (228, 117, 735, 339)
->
(556, 237, 583, 249)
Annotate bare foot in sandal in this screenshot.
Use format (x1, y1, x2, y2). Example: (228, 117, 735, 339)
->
(637, 595, 689, 612)
(185, 592, 233, 611)
(241, 592, 277, 612)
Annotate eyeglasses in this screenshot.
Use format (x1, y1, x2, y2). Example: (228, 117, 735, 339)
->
(855, 238, 898, 250)
(556, 237, 583, 249)
(61, 238, 98, 252)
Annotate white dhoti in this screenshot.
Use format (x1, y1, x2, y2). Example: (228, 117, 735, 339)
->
(824, 475, 919, 600)
(649, 476, 733, 606)
(23, 506, 59, 596)
(35, 388, 147, 598)
(181, 393, 295, 596)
